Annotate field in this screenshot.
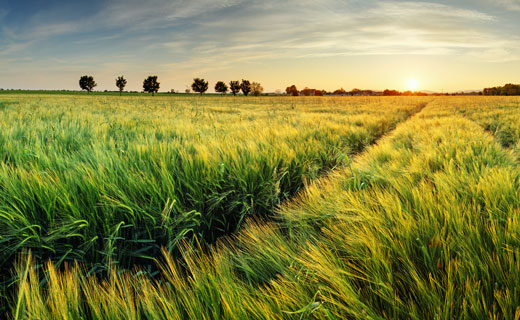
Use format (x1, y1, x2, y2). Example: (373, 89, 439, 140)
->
(1, 95, 519, 319)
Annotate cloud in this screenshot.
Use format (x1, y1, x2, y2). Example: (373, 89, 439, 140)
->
(0, 41, 34, 56)
(493, 0, 520, 11)
(95, 0, 245, 30)
(153, 0, 515, 70)
(1, 0, 520, 90)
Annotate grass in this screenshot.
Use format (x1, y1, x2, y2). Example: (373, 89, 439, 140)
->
(0, 95, 427, 315)
(3, 95, 520, 319)
(0, 90, 201, 96)
(426, 97, 520, 158)
(0, 90, 267, 97)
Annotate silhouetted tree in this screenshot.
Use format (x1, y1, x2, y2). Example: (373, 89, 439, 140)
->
(350, 88, 361, 95)
(383, 89, 400, 96)
(192, 78, 209, 95)
(115, 76, 127, 96)
(143, 76, 160, 96)
(215, 81, 228, 95)
(240, 79, 251, 96)
(79, 75, 97, 94)
(301, 87, 316, 96)
(229, 80, 240, 96)
(251, 82, 264, 96)
(483, 83, 520, 96)
(333, 88, 347, 95)
(285, 85, 299, 96)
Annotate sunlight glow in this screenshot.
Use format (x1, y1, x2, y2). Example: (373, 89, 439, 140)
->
(408, 79, 419, 91)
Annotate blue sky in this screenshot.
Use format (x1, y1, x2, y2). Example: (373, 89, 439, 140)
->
(1, 0, 519, 92)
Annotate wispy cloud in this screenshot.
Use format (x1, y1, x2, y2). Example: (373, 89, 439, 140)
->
(493, 0, 520, 11)
(94, 0, 245, 31)
(0, 0, 519, 90)
(154, 0, 516, 70)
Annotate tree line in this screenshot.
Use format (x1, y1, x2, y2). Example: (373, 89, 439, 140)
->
(483, 83, 520, 96)
(285, 85, 428, 96)
(79, 75, 263, 96)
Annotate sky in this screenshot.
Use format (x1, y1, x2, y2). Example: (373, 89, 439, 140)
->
(0, 0, 519, 92)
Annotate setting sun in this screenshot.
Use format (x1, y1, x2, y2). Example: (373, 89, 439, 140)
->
(408, 79, 419, 91)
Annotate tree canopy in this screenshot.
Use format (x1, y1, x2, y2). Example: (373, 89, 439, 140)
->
(240, 80, 251, 96)
(116, 76, 127, 96)
(286, 85, 298, 96)
(79, 75, 97, 93)
(229, 81, 240, 96)
(143, 76, 160, 96)
(251, 82, 263, 96)
(192, 78, 209, 95)
(483, 83, 520, 96)
(215, 81, 228, 95)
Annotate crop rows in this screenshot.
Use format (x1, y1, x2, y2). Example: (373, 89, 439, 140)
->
(0, 95, 428, 312)
(8, 97, 520, 319)
(422, 97, 520, 156)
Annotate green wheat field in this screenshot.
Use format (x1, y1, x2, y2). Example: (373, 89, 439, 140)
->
(1, 94, 520, 319)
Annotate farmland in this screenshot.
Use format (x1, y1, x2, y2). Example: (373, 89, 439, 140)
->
(1, 95, 520, 319)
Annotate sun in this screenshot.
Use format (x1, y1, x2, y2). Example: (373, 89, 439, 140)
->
(408, 79, 419, 91)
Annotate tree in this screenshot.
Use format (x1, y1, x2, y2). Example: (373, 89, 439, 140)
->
(383, 89, 400, 96)
(229, 80, 240, 96)
(333, 88, 347, 95)
(214, 81, 228, 95)
(285, 85, 299, 96)
(143, 76, 160, 96)
(115, 76, 127, 96)
(350, 88, 361, 95)
(301, 87, 315, 96)
(240, 79, 251, 96)
(251, 82, 264, 96)
(79, 75, 97, 94)
(192, 78, 209, 95)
